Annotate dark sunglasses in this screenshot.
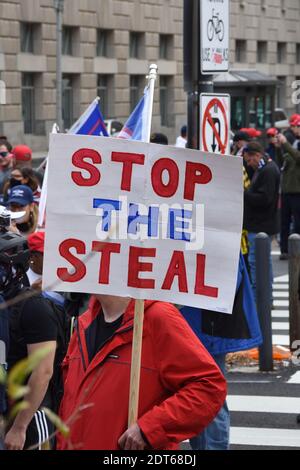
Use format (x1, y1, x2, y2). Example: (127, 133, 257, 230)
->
(0, 151, 8, 158)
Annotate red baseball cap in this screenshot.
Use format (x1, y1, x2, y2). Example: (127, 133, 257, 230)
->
(266, 127, 279, 137)
(27, 232, 45, 253)
(289, 116, 300, 127)
(12, 145, 32, 162)
(240, 128, 262, 138)
(289, 113, 300, 124)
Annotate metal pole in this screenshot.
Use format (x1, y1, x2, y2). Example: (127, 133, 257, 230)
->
(184, 0, 213, 150)
(144, 64, 158, 143)
(288, 234, 300, 349)
(54, 0, 64, 131)
(256, 233, 273, 371)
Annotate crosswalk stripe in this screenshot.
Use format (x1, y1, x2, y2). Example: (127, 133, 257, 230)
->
(230, 427, 300, 448)
(273, 300, 289, 307)
(273, 283, 288, 290)
(272, 291, 289, 298)
(272, 335, 289, 346)
(288, 372, 300, 384)
(272, 311, 289, 318)
(274, 274, 289, 283)
(272, 322, 289, 330)
(228, 395, 300, 414)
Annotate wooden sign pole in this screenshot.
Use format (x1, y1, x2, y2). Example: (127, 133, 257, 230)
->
(128, 64, 158, 427)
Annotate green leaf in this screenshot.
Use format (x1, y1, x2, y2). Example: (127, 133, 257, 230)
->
(9, 401, 29, 421)
(42, 407, 70, 438)
(8, 384, 30, 401)
(0, 365, 6, 385)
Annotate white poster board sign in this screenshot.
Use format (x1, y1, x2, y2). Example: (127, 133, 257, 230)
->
(43, 134, 243, 314)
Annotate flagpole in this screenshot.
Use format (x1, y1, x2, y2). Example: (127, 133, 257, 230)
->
(128, 64, 158, 428)
(38, 123, 59, 228)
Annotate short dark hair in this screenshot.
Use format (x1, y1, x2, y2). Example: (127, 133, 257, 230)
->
(150, 133, 168, 145)
(0, 138, 12, 152)
(243, 141, 264, 155)
(233, 131, 250, 143)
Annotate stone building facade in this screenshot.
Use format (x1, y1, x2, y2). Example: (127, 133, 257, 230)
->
(0, 0, 300, 150)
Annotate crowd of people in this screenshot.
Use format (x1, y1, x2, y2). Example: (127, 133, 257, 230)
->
(0, 113, 298, 451)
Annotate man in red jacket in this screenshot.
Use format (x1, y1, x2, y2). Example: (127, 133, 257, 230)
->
(57, 294, 227, 450)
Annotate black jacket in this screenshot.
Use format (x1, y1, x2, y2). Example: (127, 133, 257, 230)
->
(243, 160, 280, 235)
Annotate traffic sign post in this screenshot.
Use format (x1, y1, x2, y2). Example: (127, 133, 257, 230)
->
(200, 93, 231, 155)
(200, 0, 229, 74)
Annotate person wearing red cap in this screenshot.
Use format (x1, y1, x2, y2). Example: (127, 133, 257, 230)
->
(265, 128, 279, 162)
(27, 232, 45, 290)
(240, 128, 262, 140)
(12, 145, 32, 168)
(12, 145, 44, 187)
(283, 115, 300, 146)
(276, 132, 300, 259)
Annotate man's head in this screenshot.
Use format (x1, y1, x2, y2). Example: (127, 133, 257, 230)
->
(266, 127, 279, 145)
(8, 185, 34, 224)
(27, 232, 45, 276)
(0, 141, 13, 170)
(289, 115, 300, 137)
(243, 142, 264, 169)
(233, 131, 250, 150)
(150, 133, 168, 145)
(181, 125, 187, 138)
(12, 145, 32, 169)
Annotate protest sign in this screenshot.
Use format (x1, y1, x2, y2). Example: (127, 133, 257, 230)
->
(43, 134, 243, 314)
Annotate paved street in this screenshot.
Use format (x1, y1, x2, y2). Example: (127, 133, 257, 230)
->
(182, 246, 300, 450)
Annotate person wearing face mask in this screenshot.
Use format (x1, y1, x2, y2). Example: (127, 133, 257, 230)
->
(0, 141, 13, 195)
(11, 145, 44, 187)
(7, 186, 39, 237)
(2, 167, 41, 205)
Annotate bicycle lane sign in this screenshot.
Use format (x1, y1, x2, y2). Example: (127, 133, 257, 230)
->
(200, 94, 230, 155)
(200, 0, 229, 74)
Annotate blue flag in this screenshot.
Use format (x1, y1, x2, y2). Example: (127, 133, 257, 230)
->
(68, 98, 108, 137)
(118, 86, 151, 141)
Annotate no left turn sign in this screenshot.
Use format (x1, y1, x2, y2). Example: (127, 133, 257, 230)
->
(200, 93, 231, 155)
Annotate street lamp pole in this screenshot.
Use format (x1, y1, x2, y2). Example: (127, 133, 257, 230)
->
(54, 0, 64, 131)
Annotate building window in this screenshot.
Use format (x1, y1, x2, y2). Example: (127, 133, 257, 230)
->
(62, 27, 78, 56)
(277, 43, 286, 64)
(97, 75, 114, 118)
(257, 41, 267, 63)
(97, 29, 113, 57)
(235, 40, 247, 63)
(159, 35, 173, 60)
(22, 73, 35, 134)
(231, 97, 245, 130)
(296, 45, 300, 65)
(160, 76, 173, 127)
(20, 22, 37, 53)
(130, 75, 144, 111)
(62, 75, 74, 130)
(130, 32, 144, 59)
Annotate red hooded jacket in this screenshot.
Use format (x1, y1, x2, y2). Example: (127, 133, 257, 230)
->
(57, 298, 226, 450)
